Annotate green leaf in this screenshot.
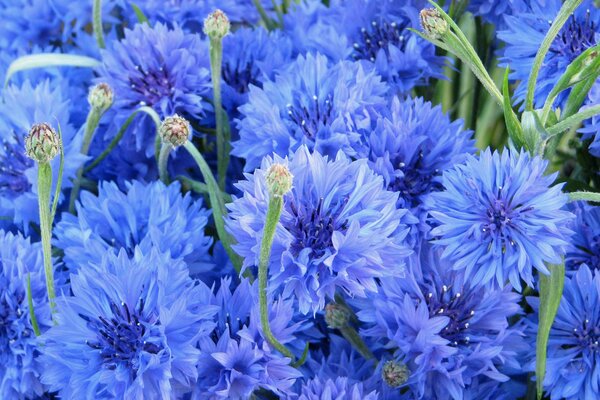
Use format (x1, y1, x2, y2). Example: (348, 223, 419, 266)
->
(536, 262, 565, 400)
(502, 67, 526, 149)
(547, 104, 600, 137)
(563, 76, 598, 120)
(130, 2, 149, 24)
(568, 191, 600, 203)
(521, 111, 547, 154)
(5, 54, 101, 86)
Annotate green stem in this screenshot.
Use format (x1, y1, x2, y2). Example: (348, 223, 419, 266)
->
(158, 143, 172, 184)
(547, 104, 600, 136)
(37, 163, 56, 316)
(69, 108, 102, 213)
(339, 325, 375, 361)
(525, 0, 583, 111)
(183, 141, 243, 272)
(258, 195, 295, 360)
(252, 0, 276, 30)
(27, 274, 41, 336)
(568, 191, 600, 203)
(51, 125, 65, 222)
(93, 0, 106, 49)
(209, 38, 228, 192)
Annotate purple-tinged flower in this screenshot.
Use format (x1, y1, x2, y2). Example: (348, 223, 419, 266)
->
(54, 180, 213, 275)
(566, 201, 600, 273)
(467, 0, 526, 28)
(291, 377, 379, 400)
(232, 53, 388, 172)
(0, 230, 52, 399)
(227, 146, 412, 314)
(40, 248, 218, 399)
(429, 148, 574, 290)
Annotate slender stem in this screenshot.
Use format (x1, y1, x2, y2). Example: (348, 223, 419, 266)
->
(252, 0, 276, 30)
(568, 191, 600, 203)
(258, 195, 295, 360)
(93, 0, 106, 49)
(51, 125, 65, 222)
(158, 143, 172, 184)
(69, 108, 101, 213)
(27, 274, 41, 336)
(37, 163, 56, 316)
(547, 104, 600, 136)
(183, 141, 243, 272)
(339, 325, 375, 361)
(209, 38, 228, 191)
(525, 0, 583, 110)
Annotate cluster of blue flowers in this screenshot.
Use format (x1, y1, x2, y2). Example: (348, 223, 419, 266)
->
(2, 0, 600, 399)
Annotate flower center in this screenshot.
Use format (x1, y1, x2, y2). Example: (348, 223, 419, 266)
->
(286, 197, 348, 259)
(0, 137, 34, 198)
(129, 64, 174, 106)
(550, 11, 596, 62)
(426, 284, 476, 347)
(223, 60, 259, 94)
(571, 318, 600, 352)
(389, 151, 441, 207)
(286, 95, 334, 140)
(83, 299, 163, 373)
(0, 287, 27, 340)
(352, 17, 410, 62)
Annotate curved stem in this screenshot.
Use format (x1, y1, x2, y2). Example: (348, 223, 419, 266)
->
(27, 274, 41, 336)
(339, 325, 375, 361)
(93, 0, 106, 49)
(258, 195, 295, 360)
(547, 104, 600, 136)
(37, 163, 56, 316)
(158, 143, 172, 184)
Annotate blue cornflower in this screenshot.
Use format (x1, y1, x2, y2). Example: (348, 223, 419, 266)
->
(579, 82, 600, 158)
(227, 146, 412, 314)
(0, 0, 61, 52)
(358, 245, 528, 400)
(360, 96, 474, 236)
(0, 230, 52, 399)
(429, 148, 574, 290)
(467, 0, 526, 28)
(54, 180, 213, 275)
(232, 53, 388, 171)
(527, 264, 600, 400)
(98, 22, 211, 156)
(40, 248, 218, 399)
(193, 277, 303, 399)
(566, 201, 600, 272)
(499, 0, 600, 108)
(291, 377, 379, 400)
(0, 80, 86, 231)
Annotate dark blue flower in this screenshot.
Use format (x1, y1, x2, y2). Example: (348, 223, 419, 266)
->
(291, 376, 379, 400)
(527, 264, 600, 400)
(0, 0, 61, 52)
(227, 146, 413, 314)
(357, 245, 529, 399)
(193, 277, 303, 399)
(499, 0, 600, 108)
(0, 80, 86, 232)
(40, 248, 218, 399)
(566, 201, 600, 273)
(98, 22, 211, 156)
(54, 180, 213, 275)
(429, 148, 574, 290)
(467, 0, 526, 28)
(232, 53, 388, 172)
(0, 230, 52, 399)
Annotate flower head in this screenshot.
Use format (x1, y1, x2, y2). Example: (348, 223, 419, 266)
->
(227, 146, 413, 314)
(429, 148, 574, 290)
(0, 230, 52, 399)
(266, 163, 293, 197)
(203, 9, 230, 39)
(40, 248, 218, 399)
(420, 8, 448, 39)
(54, 180, 213, 275)
(87, 83, 114, 113)
(24, 122, 60, 164)
(292, 377, 379, 400)
(324, 303, 351, 329)
(233, 53, 388, 171)
(566, 201, 600, 273)
(381, 360, 410, 388)
(159, 115, 191, 147)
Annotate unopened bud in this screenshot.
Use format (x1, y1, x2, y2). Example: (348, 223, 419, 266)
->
(203, 9, 230, 39)
(25, 123, 60, 163)
(420, 8, 448, 39)
(88, 83, 113, 112)
(265, 163, 293, 197)
(324, 303, 350, 329)
(159, 115, 191, 147)
(382, 360, 410, 388)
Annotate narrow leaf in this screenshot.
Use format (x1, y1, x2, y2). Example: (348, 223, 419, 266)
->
(502, 68, 526, 150)
(130, 2, 149, 24)
(5, 54, 101, 86)
(563, 76, 598, 120)
(521, 111, 547, 154)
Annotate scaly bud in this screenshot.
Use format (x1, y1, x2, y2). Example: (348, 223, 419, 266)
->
(88, 83, 114, 112)
(159, 115, 191, 147)
(382, 360, 410, 388)
(203, 9, 230, 39)
(420, 8, 448, 39)
(324, 303, 350, 329)
(265, 163, 293, 197)
(25, 123, 60, 164)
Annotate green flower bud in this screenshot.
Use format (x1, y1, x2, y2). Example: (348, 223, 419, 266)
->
(265, 163, 293, 197)
(203, 9, 230, 39)
(420, 8, 448, 39)
(25, 123, 60, 164)
(382, 360, 410, 388)
(324, 303, 351, 329)
(159, 115, 191, 147)
(88, 83, 114, 112)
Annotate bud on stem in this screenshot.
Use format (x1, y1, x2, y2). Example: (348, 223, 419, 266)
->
(382, 360, 410, 388)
